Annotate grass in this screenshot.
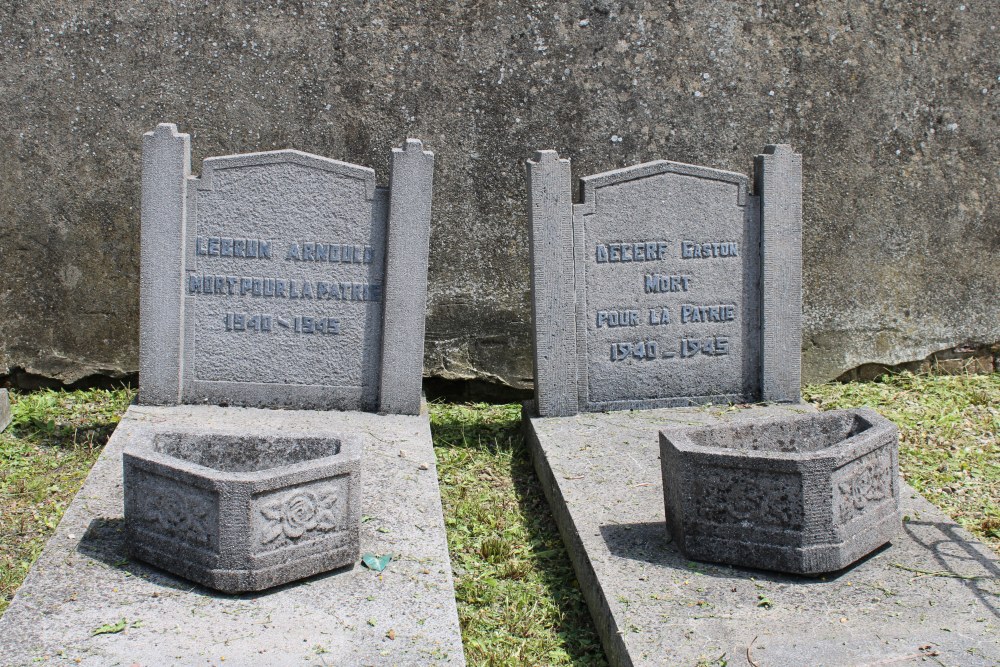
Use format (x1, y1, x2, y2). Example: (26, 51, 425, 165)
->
(804, 371, 999, 549)
(0, 387, 135, 615)
(0, 372, 996, 663)
(429, 402, 607, 667)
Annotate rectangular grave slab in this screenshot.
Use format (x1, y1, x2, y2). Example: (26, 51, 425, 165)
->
(524, 405, 999, 667)
(139, 124, 433, 414)
(526, 146, 801, 416)
(0, 405, 465, 666)
(0, 388, 10, 432)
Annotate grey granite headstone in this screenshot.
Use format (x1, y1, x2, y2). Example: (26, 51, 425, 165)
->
(139, 124, 433, 414)
(0, 388, 11, 432)
(526, 146, 802, 416)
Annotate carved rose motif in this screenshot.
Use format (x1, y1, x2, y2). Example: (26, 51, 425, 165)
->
(260, 488, 340, 544)
(283, 492, 318, 538)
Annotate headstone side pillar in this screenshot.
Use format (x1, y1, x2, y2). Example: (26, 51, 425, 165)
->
(0, 388, 11, 432)
(755, 144, 803, 403)
(139, 123, 191, 405)
(379, 139, 434, 415)
(526, 151, 578, 416)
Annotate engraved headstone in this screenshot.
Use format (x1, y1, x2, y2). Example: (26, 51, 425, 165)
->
(139, 123, 433, 414)
(526, 146, 802, 416)
(0, 388, 11, 432)
(118, 125, 451, 601)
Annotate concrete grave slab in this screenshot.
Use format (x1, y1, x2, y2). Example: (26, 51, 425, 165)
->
(140, 124, 433, 414)
(525, 404, 1000, 667)
(0, 388, 10, 432)
(526, 147, 801, 416)
(0, 405, 465, 666)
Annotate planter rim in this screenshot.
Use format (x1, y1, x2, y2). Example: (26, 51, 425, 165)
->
(659, 407, 895, 462)
(123, 427, 363, 483)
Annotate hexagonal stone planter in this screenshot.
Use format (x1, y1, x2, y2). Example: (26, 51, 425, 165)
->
(659, 408, 900, 574)
(123, 425, 361, 593)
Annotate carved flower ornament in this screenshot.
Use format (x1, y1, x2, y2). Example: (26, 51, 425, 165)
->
(260, 490, 340, 543)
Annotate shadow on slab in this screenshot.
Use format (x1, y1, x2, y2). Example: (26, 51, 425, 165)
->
(901, 518, 999, 619)
(599, 520, 896, 585)
(76, 516, 355, 599)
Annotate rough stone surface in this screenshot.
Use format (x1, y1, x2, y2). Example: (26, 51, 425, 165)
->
(123, 420, 362, 593)
(139, 124, 431, 413)
(660, 408, 901, 574)
(1, 3, 996, 389)
(380, 139, 436, 415)
(0, 389, 11, 432)
(0, 404, 465, 666)
(525, 404, 1000, 667)
(527, 147, 801, 415)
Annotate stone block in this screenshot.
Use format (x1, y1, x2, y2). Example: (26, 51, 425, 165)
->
(526, 147, 802, 416)
(124, 422, 361, 593)
(659, 408, 901, 574)
(139, 124, 433, 414)
(0, 388, 11, 432)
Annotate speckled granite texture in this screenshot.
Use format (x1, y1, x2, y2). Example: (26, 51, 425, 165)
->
(526, 403, 999, 667)
(0, 405, 465, 666)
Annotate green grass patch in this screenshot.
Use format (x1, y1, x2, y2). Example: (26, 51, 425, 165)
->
(430, 402, 607, 667)
(804, 372, 999, 549)
(0, 388, 135, 615)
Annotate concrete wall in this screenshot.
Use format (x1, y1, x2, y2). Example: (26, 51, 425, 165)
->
(1, 1, 997, 390)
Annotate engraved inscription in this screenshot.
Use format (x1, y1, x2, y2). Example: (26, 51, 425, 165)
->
(196, 236, 273, 259)
(596, 241, 671, 263)
(607, 336, 730, 362)
(611, 340, 659, 361)
(597, 310, 640, 328)
(680, 336, 729, 357)
(680, 240, 739, 259)
(224, 312, 341, 335)
(680, 304, 736, 323)
(189, 275, 382, 302)
(286, 241, 374, 264)
(644, 274, 692, 293)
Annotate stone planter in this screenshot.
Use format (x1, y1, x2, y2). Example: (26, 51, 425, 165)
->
(123, 424, 361, 593)
(659, 408, 900, 574)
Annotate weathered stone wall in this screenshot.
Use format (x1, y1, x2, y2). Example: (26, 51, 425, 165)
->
(1, 1, 996, 389)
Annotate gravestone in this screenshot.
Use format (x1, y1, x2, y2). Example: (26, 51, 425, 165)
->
(0, 388, 10, 432)
(523, 148, 996, 666)
(140, 123, 431, 414)
(527, 146, 801, 416)
(0, 125, 465, 664)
